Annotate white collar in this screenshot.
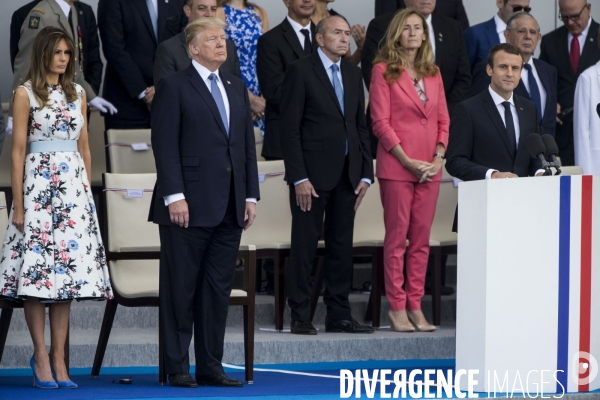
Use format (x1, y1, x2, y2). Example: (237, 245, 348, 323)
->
(488, 85, 514, 107)
(426, 14, 432, 25)
(317, 47, 341, 72)
(192, 59, 221, 81)
(55, 0, 71, 18)
(286, 15, 312, 33)
(494, 14, 507, 34)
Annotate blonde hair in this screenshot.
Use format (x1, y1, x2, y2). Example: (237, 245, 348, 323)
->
(23, 26, 78, 106)
(185, 17, 227, 58)
(373, 8, 438, 85)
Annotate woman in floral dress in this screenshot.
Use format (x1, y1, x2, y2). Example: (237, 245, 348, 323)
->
(217, 0, 267, 137)
(0, 27, 112, 388)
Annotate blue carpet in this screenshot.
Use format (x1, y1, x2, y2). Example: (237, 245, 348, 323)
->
(0, 360, 592, 399)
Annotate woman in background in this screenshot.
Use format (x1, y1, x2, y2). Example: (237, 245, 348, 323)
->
(369, 9, 449, 333)
(311, 0, 366, 65)
(217, 0, 268, 136)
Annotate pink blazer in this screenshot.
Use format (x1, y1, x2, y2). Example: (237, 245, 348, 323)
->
(370, 62, 450, 182)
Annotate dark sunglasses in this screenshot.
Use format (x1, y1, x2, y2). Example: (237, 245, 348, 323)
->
(513, 5, 532, 13)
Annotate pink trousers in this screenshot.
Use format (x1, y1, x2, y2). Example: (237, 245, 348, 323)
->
(379, 179, 440, 311)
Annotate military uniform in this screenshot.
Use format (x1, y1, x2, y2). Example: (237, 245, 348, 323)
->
(11, 0, 97, 114)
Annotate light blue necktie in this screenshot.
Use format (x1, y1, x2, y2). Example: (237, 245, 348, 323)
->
(209, 73, 229, 135)
(331, 64, 348, 155)
(146, 0, 158, 40)
(523, 63, 543, 122)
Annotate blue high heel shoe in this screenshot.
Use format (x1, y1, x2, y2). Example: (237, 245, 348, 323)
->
(30, 356, 58, 389)
(50, 361, 78, 389)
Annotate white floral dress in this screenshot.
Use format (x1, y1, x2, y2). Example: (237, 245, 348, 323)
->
(0, 82, 112, 302)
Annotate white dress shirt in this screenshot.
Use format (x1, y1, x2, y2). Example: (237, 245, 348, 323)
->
(426, 14, 436, 62)
(55, 0, 71, 18)
(164, 60, 256, 205)
(568, 17, 592, 55)
(521, 58, 547, 117)
(286, 15, 313, 49)
(294, 48, 371, 186)
(494, 14, 507, 44)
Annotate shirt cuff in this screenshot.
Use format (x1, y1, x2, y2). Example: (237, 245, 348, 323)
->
(485, 169, 498, 179)
(164, 193, 185, 206)
(138, 89, 147, 100)
(294, 178, 308, 185)
(246, 198, 257, 203)
(361, 178, 372, 186)
(535, 169, 546, 176)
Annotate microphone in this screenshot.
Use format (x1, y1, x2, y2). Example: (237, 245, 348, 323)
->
(541, 134, 561, 175)
(597, 103, 600, 118)
(525, 133, 552, 176)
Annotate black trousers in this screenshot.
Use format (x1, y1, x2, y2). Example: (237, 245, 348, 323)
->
(159, 182, 242, 377)
(286, 159, 356, 322)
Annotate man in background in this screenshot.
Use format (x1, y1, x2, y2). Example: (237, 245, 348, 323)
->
(374, 0, 470, 31)
(539, 0, 600, 166)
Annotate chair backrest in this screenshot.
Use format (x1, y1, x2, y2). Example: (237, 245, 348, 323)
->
(560, 165, 584, 176)
(254, 127, 265, 162)
(89, 110, 107, 186)
(430, 163, 458, 244)
(353, 161, 385, 243)
(106, 129, 156, 174)
(0, 192, 8, 242)
(104, 173, 159, 253)
(239, 160, 292, 246)
(0, 103, 11, 189)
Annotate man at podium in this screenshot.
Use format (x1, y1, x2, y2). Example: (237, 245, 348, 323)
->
(446, 43, 544, 230)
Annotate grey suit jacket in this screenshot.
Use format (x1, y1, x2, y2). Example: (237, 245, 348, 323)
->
(153, 31, 241, 85)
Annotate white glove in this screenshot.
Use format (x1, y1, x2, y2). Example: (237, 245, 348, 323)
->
(6, 117, 13, 135)
(89, 97, 118, 115)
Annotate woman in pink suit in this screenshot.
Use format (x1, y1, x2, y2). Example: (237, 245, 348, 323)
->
(370, 8, 449, 332)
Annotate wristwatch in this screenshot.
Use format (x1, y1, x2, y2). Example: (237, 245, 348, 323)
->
(434, 153, 444, 159)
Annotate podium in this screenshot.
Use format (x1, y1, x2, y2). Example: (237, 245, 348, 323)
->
(455, 175, 600, 394)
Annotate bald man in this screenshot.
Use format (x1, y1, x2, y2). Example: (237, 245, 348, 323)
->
(539, 0, 600, 166)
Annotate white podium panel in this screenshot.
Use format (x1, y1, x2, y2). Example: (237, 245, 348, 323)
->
(456, 176, 600, 394)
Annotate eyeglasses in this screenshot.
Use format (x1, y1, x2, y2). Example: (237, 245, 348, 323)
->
(512, 5, 532, 13)
(559, 4, 588, 22)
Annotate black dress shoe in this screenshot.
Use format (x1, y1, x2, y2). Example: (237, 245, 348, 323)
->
(425, 284, 455, 296)
(169, 373, 198, 388)
(325, 318, 375, 333)
(290, 320, 317, 335)
(196, 373, 243, 387)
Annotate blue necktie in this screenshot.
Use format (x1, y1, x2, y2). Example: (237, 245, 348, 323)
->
(523, 63, 542, 121)
(331, 64, 348, 155)
(146, 0, 158, 40)
(209, 73, 229, 135)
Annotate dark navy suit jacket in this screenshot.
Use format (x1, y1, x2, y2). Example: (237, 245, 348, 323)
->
(149, 64, 260, 228)
(464, 17, 499, 71)
(470, 58, 558, 137)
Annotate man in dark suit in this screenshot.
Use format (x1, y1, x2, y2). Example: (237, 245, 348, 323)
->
(374, 0, 470, 31)
(280, 16, 374, 335)
(471, 13, 557, 138)
(150, 17, 259, 388)
(446, 44, 544, 230)
(10, 0, 103, 94)
(464, 0, 531, 71)
(98, 0, 187, 129)
(539, 0, 600, 166)
(153, 0, 240, 84)
(256, 0, 316, 160)
(362, 0, 470, 155)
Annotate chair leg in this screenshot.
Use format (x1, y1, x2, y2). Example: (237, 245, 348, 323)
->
(372, 247, 384, 328)
(91, 299, 118, 377)
(243, 303, 254, 384)
(274, 253, 286, 331)
(0, 308, 14, 364)
(309, 256, 325, 322)
(432, 247, 442, 326)
(159, 304, 166, 385)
